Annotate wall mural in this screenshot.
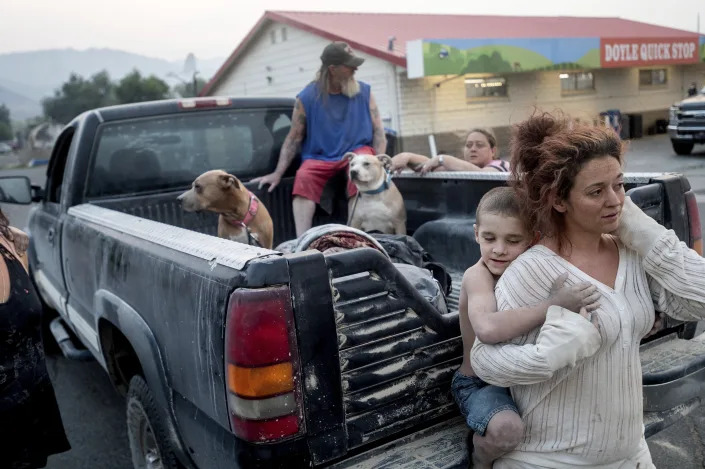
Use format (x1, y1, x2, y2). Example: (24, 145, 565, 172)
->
(406, 36, 703, 79)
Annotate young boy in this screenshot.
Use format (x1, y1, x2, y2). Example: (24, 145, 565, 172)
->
(452, 187, 599, 469)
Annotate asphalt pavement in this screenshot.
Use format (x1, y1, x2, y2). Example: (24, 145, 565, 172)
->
(2, 134, 705, 468)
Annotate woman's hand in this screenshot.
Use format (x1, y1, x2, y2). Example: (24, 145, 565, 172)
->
(578, 307, 601, 330)
(420, 155, 441, 174)
(549, 272, 601, 313)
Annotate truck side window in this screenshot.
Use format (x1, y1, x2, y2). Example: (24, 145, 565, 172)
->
(46, 128, 75, 204)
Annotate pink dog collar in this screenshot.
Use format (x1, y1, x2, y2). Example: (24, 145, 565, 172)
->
(223, 191, 259, 227)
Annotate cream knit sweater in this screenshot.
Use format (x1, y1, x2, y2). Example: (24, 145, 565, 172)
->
(471, 230, 705, 468)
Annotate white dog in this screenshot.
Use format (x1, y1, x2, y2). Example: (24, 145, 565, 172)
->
(346, 152, 407, 235)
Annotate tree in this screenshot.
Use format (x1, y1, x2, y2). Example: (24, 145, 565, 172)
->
(42, 70, 115, 124)
(0, 123, 11, 141)
(0, 104, 12, 140)
(115, 70, 170, 104)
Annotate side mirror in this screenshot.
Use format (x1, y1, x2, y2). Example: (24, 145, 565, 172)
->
(31, 185, 45, 203)
(0, 176, 33, 205)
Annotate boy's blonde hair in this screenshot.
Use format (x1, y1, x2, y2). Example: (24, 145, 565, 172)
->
(476, 186, 523, 226)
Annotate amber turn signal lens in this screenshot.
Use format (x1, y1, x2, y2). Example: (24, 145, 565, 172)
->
(227, 362, 294, 398)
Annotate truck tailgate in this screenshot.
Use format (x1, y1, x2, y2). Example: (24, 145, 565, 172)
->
(330, 331, 705, 469)
(311, 246, 705, 467)
(331, 418, 467, 469)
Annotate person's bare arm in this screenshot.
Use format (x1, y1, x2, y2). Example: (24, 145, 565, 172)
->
(426, 154, 481, 173)
(368, 92, 387, 154)
(468, 267, 601, 345)
(465, 265, 547, 344)
(252, 98, 307, 192)
(390, 152, 433, 172)
(457, 267, 475, 361)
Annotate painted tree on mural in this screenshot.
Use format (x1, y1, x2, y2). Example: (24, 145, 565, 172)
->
(461, 51, 513, 74)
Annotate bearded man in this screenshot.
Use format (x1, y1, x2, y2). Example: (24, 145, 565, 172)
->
(253, 42, 387, 237)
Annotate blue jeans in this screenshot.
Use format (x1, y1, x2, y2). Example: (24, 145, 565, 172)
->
(451, 371, 519, 436)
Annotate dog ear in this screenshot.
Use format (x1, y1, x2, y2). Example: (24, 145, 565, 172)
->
(219, 174, 240, 189)
(344, 152, 357, 162)
(376, 154, 393, 171)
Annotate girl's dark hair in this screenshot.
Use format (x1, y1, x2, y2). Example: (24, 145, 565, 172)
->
(508, 110, 625, 252)
(467, 128, 497, 149)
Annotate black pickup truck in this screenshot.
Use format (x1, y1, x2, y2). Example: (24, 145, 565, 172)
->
(3, 96, 704, 469)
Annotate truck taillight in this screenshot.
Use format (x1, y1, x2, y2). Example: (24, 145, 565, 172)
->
(224, 286, 303, 442)
(685, 190, 702, 255)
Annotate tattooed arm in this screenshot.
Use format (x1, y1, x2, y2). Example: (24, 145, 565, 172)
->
(369, 92, 387, 154)
(253, 98, 307, 192)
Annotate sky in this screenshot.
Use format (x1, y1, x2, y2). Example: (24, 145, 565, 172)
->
(1, 0, 704, 62)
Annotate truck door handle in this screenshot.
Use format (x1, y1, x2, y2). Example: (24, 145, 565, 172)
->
(48, 228, 55, 244)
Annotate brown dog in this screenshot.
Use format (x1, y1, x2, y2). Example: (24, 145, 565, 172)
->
(178, 170, 274, 249)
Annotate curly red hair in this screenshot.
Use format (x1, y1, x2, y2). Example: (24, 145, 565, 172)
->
(508, 111, 625, 251)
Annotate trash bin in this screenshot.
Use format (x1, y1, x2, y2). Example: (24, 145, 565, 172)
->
(384, 127, 398, 155)
(629, 114, 643, 139)
(600, 109, 622, 135)
(619, 114, 630, 139)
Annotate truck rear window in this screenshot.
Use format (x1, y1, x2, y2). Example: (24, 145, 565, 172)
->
(85, 108, 291, 198)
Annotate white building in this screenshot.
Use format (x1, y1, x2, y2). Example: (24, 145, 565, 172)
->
(202, 11, 705, 155)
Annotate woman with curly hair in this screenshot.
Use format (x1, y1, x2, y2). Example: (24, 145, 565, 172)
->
(471, 111, 705, 468)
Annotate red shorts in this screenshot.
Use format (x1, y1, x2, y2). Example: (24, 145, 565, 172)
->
(292, 146, 375, 203)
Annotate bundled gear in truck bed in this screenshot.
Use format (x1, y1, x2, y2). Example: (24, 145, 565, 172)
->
(275, 224, 452, 314)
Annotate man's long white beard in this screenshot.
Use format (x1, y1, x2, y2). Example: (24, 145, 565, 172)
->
(341, 78, 360, 98)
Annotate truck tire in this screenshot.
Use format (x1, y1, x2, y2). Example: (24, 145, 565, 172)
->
(126, 375, 180, 469)
(672, 140, 694, 155)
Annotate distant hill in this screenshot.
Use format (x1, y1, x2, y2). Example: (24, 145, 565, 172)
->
(0, 48, 225, 120)
(0, 85, 41, 121)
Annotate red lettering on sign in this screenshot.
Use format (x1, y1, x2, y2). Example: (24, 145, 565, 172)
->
(600, 37, 698, 67)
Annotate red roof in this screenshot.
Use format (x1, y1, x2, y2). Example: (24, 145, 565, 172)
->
(201, 11, 699, 96)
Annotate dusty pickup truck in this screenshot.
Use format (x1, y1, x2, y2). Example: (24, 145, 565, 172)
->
(2, 96, 704, 469)
(668, 89, 705, 155)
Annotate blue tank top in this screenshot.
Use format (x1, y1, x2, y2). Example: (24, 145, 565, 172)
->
(297, 81, 373, 162)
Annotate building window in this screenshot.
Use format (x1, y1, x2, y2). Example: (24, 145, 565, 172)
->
(269, 30, 276, 45)
(464, 77, 508, 100)
(281, 28, 287, 41)
(639, 69, 667, 87)
(560, 72, 594, 95)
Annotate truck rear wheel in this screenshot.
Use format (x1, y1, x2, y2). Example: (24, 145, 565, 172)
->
(672, 140, 694, 155)
(126, 375, 179, 469)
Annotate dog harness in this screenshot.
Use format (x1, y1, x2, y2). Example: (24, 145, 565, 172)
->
(222, 191, 262, 247)
(361, 171, 392, 195)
